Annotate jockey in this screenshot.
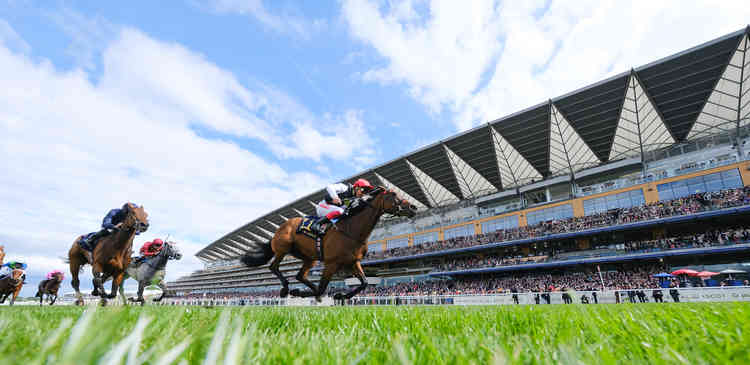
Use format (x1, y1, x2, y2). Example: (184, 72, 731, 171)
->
(311, 178, 374, 233)
(140, 238, 164, 257)
(0, 260, 27, 281)
(46, 269, 64, 280)
(84, 202, 142, 249)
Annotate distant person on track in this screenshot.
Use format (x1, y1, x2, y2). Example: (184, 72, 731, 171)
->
(311, 179, 374, 234)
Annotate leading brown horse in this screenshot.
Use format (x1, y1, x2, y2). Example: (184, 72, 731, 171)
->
(0, 269, 24, 306)
(241, 187, 417, 301)
(68, 203, 149, 306)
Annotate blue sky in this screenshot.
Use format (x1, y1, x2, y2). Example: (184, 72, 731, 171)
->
(1, 0, 749, 297)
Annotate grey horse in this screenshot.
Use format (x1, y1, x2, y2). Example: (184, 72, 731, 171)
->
(118, 241, 181, 305)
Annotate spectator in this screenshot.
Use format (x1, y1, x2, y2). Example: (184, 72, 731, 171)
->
(669, 283, 680, 302)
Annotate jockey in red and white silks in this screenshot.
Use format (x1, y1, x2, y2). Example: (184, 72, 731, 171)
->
(311, 179, 374, 232)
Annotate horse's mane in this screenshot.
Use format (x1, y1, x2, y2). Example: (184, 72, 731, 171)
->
(334, 186, 390, 233)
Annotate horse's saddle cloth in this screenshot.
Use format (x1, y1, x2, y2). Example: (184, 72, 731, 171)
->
(296, 216, 326, 240)
(79, 232, 99, 252)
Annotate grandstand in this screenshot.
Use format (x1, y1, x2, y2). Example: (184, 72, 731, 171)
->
(167, 26, 750, 298)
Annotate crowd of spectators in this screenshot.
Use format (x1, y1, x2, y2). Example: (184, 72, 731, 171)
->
(331, 265, 664, 297)
(432, 226, 750, 272)
(174, 265, 664, 300)
(366, 187, 750, 260)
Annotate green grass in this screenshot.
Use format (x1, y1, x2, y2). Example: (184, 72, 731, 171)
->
(0, 303, 747, 364)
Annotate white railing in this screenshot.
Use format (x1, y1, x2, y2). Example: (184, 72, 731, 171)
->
(158, 286, 750, 307)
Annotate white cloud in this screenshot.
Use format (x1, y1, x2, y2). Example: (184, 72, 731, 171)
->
(0, 18, 30, 54)
(47, 8, 117, 71)
(0, 22, 369, 295)
(201, 0, 326, 39)
(342, 0, 750, 131)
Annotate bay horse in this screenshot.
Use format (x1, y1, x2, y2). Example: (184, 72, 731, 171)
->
(118, 241, 182, 305)
(36, 271, 65, 306)
(241, 187, 417, 301)
(68, 203, 149, 306)
(0, 269, 25, 306)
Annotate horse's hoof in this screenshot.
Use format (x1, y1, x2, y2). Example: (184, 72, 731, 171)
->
(100, 299, 108, 307)
(91, 290, 100, 297)
(280, 287, 289, 298)
(315, 296, 322, 303)
(288, 289, 300, 297)
(128, 297, 136, 302)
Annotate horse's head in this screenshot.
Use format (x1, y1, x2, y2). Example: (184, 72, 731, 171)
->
(51, 271, 65, 282)
(163, 241, 182, 261)
(9, 269, 24, 285)
(123, 203, 150, 233)
(370, 187, 418, 218)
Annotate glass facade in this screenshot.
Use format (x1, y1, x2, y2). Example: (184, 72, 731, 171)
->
(443, 225, 474, 240)
(481, 214, 519, 233)
(413, 231, 439, 245)
(583, 189, 646, 215)
(657, 169, 742, 201)
(526, 204, 573, 226)
(368, 243, 383, 252)
(386, 237, 409, 250)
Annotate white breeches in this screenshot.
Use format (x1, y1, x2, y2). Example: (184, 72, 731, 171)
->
(316, 200, 345, 219)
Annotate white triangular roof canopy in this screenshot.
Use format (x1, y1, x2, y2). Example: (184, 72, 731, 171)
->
(549, 104, 599, 175)
(610, 73, 675, 160)
(405, 159, 460, 206)
(443, 145, 497, 198)
(689, 35, 749, 139)
(490, 127, 542, 187)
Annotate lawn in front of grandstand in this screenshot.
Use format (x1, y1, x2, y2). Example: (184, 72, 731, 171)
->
(0, 304, 747, 364)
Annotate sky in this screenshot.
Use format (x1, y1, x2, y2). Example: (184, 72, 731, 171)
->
(1, 0, 749, 297)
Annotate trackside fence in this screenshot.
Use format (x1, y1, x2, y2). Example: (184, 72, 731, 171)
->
(158, 286, 750, 307)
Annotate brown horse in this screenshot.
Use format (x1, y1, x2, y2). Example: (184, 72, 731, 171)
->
(0, 245, 5, 266)
(0, 269, 24, 306)
(68, 203, 149, 306)
(241, 187, 417, 301)
(36, 272, 65, 306)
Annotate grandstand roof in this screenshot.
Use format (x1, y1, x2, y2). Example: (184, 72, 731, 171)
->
(197, 26, 750, 261)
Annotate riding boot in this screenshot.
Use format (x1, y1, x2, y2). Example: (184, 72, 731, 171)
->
(311, 216, 331, 235)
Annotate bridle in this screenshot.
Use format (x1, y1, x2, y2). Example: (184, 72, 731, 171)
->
(124, 204, 149, 234)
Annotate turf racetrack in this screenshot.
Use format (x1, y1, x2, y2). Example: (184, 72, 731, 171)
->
(0, 303, 747, 364)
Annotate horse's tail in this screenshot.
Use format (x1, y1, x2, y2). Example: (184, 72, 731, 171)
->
(240, 241, 273, 267)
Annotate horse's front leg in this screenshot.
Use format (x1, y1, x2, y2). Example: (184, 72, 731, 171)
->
(335, 261, 368, 301)
(92, 265, 107, 297)
(109, 271, 125, 300)
(10, 287, 20, 306)
(153, 281, 167, 302)
(50, 294, 57, 305)
(118, 280, 128, 306)
(135, 281, 146, 306)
